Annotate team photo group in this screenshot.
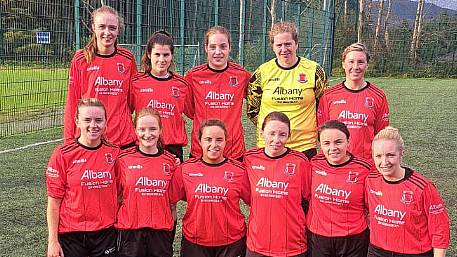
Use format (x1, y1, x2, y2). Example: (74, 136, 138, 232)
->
(45, 5, 450, 257)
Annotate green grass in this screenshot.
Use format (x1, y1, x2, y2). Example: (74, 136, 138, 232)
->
(0, 78, 455, 256)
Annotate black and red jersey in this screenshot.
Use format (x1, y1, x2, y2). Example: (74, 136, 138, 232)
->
(244, 148, 311, 256)
(308, 153, 371, 237)
(317, 81, 389, 160)
(169, 158, 249, 246)
(130, 72, 190, 146)
(365, 168, 450, 254)
(64, 48, 137, 147)
(184, 63, 251, 159)
(115, 147, 176, 231)
(45, 140, 119, 233)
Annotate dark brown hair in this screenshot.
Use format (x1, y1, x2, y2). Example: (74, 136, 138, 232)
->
(261, 111, 291, 135)
(198, 119, 227, 140)
(317, 120, 350, 141)
(141, 31, 176, 74)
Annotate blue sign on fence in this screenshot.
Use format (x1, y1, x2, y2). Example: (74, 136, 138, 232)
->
(36, 32, 50, 44)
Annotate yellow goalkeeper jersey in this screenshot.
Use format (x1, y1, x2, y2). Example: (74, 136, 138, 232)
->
(247, 57, 328, 151)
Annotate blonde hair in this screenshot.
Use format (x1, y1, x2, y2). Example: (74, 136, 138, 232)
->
(76, 98, 106, 119)
(341, 43, 370, 63)
(83, 5, 124, 63)
(134, 108, 164, 151)
(373, 126, 405, 152)
(204, 26, 232, 47)
(269, 22, 298, 46)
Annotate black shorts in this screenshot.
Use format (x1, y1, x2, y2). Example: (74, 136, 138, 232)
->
(245, 248, 307, 257)
(58, 226, 116, 257)
(367, 244, 433, 257)
(180, 235, 246, 257)
(308, 229, 369, 257)
(165, 144, 184, 163)
(117, 228, 173, 257)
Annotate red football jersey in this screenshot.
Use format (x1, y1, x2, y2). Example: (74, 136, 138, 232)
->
(184, 63, 251, 159)
(308, 153, 371, 237)
(169, 158, 250, 246)
(115, 147, 176, 231)
(64, 48, 137, 147)
(130, 72, 190, 146)
(45, 140, 119, 233)
(365, 168, 450, 254)
(244, 148, 311, 256)
(317, 82, 389, 160)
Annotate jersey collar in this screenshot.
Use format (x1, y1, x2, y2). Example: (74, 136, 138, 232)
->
(383, 167, 413, 184)
(200, 157, 228, 167)
(275, 57, 301, 70)
(263, 147, 290, 159)
(207, 63, 229, 73)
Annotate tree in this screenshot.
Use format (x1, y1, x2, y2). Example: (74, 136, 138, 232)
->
(410, 0, 425, 62)
(384, 0, 393, 51)
(357, 0, 364, 42)
(374, 0, 384, 51)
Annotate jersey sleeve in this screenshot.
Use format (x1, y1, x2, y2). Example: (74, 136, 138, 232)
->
(374, 94, 389, 135)
(127, 63, 138, 114)
(45, 147, 66, 199)
(246, 68, 263, 124)
(301, 160, 312, 201)
(183, 72, 195, 119)
(240, 170, 251, 205)
(316, 92, 330, 126)
(63, 57, 82, 143)
(242, 70, 252, 99)
(314, 65, 329, 102)
(422, 183, 450, 249)
(169, 166, 185, 204)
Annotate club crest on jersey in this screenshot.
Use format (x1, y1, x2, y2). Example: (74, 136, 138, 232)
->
(105, 153, 114, 164)
(224, 171, 234, 182)
(117, 63, 125, 74)
(171, 86, 180, 98)
(365, 97, 374, 108)
(229, 76, 239, 87)
(298, 73, 308, 83)
(163, 163, 171, 176)
(345, 171, 358, 183)
(284, 163, 296, 176)
(401, 190, 414, 204)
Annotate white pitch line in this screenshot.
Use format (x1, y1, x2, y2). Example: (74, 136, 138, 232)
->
(1, 77, 343, 155)
(0, 138, 62, 155)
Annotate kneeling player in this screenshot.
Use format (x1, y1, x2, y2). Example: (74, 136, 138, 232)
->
(115, 108, 177, 257)
(307, 120, 371, 257)
(169, 120, 250, 257)
(366, 127, 450, 257)
(46, 99, 119, 257)
(244, 111, 312, 257)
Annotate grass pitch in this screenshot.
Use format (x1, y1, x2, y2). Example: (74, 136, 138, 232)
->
(0, 78, 455, 256)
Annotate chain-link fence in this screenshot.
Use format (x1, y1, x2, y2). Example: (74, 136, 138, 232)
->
(0, 0, 336, 137)
(333, 0, 457, 77)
